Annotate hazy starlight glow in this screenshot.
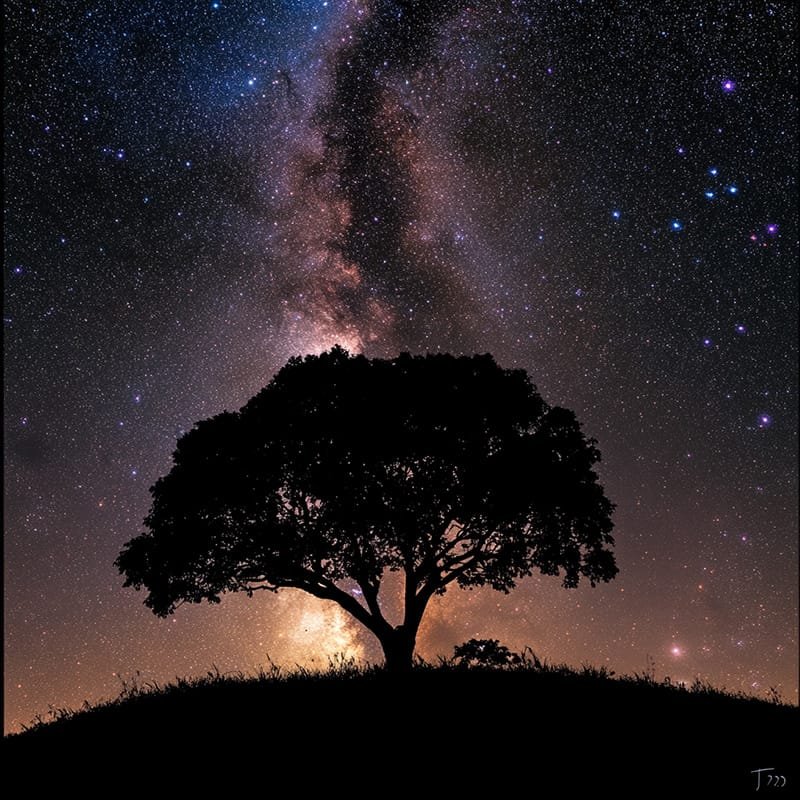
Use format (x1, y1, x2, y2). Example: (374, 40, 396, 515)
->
(286, 599, 366, 663)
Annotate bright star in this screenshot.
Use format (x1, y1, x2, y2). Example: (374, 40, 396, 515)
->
(611, 209, 621, 219)
(721, 79, 736, 92)
(758, 414, 772, 429)
(727, 185, 738, 194)
(671, 219, 683, 231)
(704, 190, 715, 199)
(708, 167, 718, 176)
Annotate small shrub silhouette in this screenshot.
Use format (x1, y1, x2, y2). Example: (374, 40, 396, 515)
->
(453, 638, 520, 667)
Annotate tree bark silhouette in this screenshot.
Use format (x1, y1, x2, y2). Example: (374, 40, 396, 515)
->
(380, 625, 418, 673)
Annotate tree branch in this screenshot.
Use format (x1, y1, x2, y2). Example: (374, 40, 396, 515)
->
(403, 550, 417, 630)
(417, 519, 488, 579)
(356, 577, 388, 627)
(415, 547, 492, 608)
(284, 569, 392, 637)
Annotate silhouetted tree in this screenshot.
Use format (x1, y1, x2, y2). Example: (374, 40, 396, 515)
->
(116, 348, 617, 671)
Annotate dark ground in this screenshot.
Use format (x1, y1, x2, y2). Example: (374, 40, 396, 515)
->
(5, 665, 796, 793)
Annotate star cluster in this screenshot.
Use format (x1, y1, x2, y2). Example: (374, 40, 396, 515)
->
(4, 1, 797, 731)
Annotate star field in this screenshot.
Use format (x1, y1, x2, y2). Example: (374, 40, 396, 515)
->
(4, 0, 797, 731)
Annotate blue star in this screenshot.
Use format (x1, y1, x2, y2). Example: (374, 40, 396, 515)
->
(670, 219, 683, 231)
(611, 209, 621, 219)
(727, 185, 738, 195)
(721, 79, 736, 93)
(704, 190, 715, 199)
(708, 167, 718, 177)
(757, 414, 772, 429)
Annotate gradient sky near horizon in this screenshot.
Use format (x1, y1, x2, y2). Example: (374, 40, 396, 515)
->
(4, 0, 797, 732)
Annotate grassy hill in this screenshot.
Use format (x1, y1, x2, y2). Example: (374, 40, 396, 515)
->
(5, 661, 796, 792)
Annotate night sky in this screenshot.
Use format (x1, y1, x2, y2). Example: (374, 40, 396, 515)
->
(4, 0, 797, 732)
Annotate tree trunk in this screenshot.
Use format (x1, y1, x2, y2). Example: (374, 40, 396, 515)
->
(380, 626, 417, 673)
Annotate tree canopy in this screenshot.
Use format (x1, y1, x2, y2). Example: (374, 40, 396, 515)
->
(117, 348, 617, 670)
